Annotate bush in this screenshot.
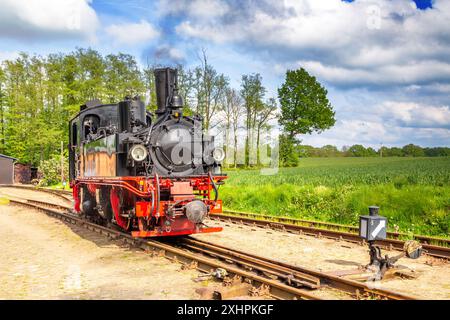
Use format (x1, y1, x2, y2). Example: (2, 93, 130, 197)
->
(38, 154, 68, 186)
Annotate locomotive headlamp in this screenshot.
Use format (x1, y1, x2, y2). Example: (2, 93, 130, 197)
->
(130, 144, 148, 162)
(212, 147, 225, 162)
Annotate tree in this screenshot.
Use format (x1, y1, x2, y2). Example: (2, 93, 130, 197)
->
(348, 144, 369, 157)
(366, 147, 378, 157)
(278, 68, 335, 166)
(279, 134, 299, 167)
(0, 49, 148, 168)
(194, 50, 228, 130)
(278, 68, 335, 138)
(142, 64, 158, 112)
(222, 88, 243, 167)
(402, 144, 424, 157)
(177, 65, 195, 115)
(424, 147, 450, 157)
(386, 147, 403, 157)
(104, 53, 143, 103)
(74, 48, 106, 101)
(255, 98, 277, 165)
(240, 73, 266, 166)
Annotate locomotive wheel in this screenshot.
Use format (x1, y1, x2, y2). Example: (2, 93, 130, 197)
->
(110, 187, 132, 231)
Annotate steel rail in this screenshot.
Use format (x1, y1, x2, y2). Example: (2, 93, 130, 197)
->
(221, 210, 450, 248)
(5, 198, 320, 300)
(5, 197, 417, 300)
(211, 212, 450, 260)
(174, 237, 417, 300)
(0, 185, 450, 250)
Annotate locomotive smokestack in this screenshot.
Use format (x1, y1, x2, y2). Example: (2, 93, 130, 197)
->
(154, 67, 183, 116)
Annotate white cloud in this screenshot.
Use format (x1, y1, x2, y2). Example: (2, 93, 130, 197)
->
(302, 118, 450, 148)
(106, 20, 159, 46)
(294, 60, 450, 87)
(0, 0, 99, 41)
(172, 0, 450, 88)
(378, 102, 450, 129)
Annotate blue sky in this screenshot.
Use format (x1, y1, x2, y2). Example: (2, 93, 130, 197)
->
(0, 0, 449, 148)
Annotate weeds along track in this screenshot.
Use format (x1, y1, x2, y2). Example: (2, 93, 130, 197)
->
(213, 210, 450, 260)
(3, 195, 416, 300)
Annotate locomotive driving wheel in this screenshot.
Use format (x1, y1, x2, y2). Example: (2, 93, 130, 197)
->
(110, 187, 133, 231)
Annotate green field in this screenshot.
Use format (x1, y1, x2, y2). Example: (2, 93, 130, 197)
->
(220, 157, 450, 237)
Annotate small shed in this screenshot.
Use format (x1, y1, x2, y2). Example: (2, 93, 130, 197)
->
(0, 154, 16, 184)
(13, 163, 39, 184)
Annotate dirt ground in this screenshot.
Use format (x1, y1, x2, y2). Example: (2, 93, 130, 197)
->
(0, 187, 70, 206)
(0, 204, 208, 300)
(194, 219, 450, 300)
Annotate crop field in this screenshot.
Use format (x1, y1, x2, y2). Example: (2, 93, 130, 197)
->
(220, 157, 450, 237)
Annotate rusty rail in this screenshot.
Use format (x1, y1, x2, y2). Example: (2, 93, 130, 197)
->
(6, 198, 320, 300)
(4, 197, 418, 300)
(211, 211, 450, 260)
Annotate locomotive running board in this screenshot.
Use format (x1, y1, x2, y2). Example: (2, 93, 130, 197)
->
(132, 227, 223, 238)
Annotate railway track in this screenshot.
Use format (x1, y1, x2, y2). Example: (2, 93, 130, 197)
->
(2, 185, 448, 259)
(212, 211, 450, 260)
(3, 195, 417, 300)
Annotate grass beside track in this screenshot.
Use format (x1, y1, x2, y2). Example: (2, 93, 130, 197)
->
(220, 157, 450, 237)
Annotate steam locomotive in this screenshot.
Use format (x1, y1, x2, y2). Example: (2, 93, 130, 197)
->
(69, 68, 226, 237)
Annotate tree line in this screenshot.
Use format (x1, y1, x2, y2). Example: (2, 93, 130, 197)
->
(0, 48, 276, 167)
(298, 144, 450, 158)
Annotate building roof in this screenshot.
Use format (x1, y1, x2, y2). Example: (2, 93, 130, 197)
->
(0, 153, 17, 161)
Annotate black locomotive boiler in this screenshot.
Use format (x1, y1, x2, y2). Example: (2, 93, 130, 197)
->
(69, 68, 226, 237)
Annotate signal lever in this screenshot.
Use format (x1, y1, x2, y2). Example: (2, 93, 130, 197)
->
(360, 206, 422, 280)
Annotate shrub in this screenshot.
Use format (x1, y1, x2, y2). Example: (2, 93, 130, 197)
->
(38, 154, 68, 186)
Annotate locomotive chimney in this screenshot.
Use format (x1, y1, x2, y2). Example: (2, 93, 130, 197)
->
(154, 67, 183, 116)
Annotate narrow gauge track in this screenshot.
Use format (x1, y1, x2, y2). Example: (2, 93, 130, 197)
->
(1, 185, 448, 260)
(212, 211, 450, 260)
(4, 196, 417, 300)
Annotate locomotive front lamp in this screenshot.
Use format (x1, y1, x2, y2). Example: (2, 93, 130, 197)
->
(130, 144, 148, 162)
(212, 147, 225, 162)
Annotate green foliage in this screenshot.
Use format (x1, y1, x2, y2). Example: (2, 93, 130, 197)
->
(220, 157, 450, 236)
(279, 134, 299, 167)
(38, 153, 69, 186)
(402, 143, 425, 157)
(278, 68, 336, 137)
(423, 147, 450, 157)
(0, 49, 154, 166)
(347, 144, 378, 157)
(294, 144, 449, 160)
